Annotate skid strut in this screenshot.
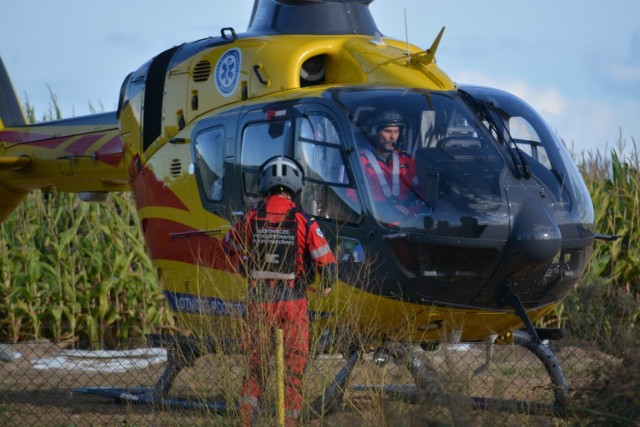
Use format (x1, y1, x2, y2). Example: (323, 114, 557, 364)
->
(76, 334, 232, 411)
(354, 324, 568, 417)
(76, 333, 361, 417)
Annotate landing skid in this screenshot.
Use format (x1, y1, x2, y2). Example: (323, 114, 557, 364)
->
(355, 331, 568, 418)
(76, 334, 232, 411)
(76, 333, 361, 417)
(77, 330, 568, 418)
(75, 386, 228, 412)
(471, 330, 568, 417)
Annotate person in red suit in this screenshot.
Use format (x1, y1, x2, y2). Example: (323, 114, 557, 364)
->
(224, 156, 337, 426)
(356, 110, 421, 224)
(361, 110, 419, 209)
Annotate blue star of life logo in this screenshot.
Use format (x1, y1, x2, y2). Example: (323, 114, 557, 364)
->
(215, 48, 241, 97)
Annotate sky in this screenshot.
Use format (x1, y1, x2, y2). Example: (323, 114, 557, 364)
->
(1, 0, 638, 156)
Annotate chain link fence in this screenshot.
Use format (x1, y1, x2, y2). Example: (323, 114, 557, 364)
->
(0, 335, 613, 426)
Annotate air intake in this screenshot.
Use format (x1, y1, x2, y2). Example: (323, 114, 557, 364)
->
(192, 60, 212, 82)
(170, 159, 182, 177)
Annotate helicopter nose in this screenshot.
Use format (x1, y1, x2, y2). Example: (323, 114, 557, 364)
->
(511, 199, 562, 263)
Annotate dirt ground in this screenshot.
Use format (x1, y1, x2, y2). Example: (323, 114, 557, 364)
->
(0, 340, 600, 426)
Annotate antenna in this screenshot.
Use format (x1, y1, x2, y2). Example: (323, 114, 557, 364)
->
(404, 8, 411, 64)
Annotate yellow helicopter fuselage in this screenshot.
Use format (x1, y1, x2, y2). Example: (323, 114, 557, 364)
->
(0, 2, 593, 347)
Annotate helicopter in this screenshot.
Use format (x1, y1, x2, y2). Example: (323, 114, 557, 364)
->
(0, 0, 598, 418)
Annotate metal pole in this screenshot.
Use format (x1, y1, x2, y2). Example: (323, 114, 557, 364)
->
(276, 328, 285, 427)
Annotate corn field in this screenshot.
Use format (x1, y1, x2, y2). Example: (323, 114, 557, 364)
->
(0, 192, 174, 345)
(580, 144, 640, 293)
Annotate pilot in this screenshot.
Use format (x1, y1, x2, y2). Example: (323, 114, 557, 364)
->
(359, 110, 420, 215)
(223, 156, 337, 426)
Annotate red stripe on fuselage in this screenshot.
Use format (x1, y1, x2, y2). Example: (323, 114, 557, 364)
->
(1, 130, 124, 167)
(141, 217, 234, 272)
(93, 135, 124, 167)
(63, 134, 103, 156)
(20, 135, 69, 150)
(131, 166, 189, 212)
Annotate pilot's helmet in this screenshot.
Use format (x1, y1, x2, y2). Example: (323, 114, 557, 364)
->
(370, 110, 405, 137)
(258, 156, 305, 196)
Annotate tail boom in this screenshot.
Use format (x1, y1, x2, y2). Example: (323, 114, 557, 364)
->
(0, 116, 130, 221)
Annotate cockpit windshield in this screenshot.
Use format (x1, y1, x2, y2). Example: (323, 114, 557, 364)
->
(329, 87, 593, 234)
(331, 88, 506, 235)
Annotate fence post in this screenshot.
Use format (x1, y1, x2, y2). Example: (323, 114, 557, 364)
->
(276, 328, 285, 427)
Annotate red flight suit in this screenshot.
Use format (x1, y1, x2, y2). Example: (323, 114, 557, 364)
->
(224, 193, 336, 426)
(359, 148, 419, 204)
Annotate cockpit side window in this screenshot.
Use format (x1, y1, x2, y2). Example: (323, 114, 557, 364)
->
(299, 114, 341, 146)
(506, 115, 569, 206)
(194, 127, 225, 202)
(509, 116, 552, 170)
(462, 87, 579, 211)
(297, 113, 362, 224)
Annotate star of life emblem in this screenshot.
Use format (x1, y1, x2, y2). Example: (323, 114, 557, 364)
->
(215, 48, 241, 97)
